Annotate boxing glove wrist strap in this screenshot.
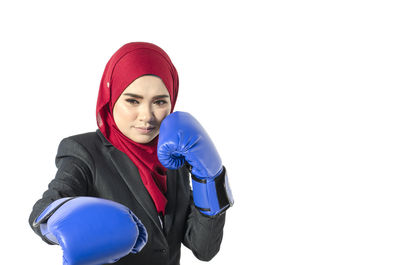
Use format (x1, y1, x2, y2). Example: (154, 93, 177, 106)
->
(33, 197, 77, 244)
(191, 166, 234, 216)
(33, 197, 76, 228)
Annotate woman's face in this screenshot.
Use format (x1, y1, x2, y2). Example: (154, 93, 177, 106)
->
(113, 75, 172, 144)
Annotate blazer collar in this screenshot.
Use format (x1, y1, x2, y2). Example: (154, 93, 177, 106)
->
(96, 129, 113, 147)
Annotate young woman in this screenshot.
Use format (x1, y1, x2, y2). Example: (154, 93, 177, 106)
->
(28, 42, 233, 265)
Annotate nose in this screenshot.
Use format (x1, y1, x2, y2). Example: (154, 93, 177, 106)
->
(137, 103, 154, 123)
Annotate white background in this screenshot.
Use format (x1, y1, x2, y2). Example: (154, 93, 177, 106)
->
(1, 0, 399, 264)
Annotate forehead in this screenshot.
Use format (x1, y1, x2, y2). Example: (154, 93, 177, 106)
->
(124, 75, 169, 96)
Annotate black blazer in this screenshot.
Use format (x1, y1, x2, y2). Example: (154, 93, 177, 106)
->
(28, 130, 226, 265)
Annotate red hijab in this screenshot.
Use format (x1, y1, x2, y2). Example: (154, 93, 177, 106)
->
(96, 42, 179, 215)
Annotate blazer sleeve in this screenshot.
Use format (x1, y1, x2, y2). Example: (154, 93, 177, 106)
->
(183, 192, 226, 261)
(28, 137, 95, 244)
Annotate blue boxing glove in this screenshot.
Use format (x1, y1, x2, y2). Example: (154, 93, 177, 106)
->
(158, 111, 233, 216)
(33, 197, 147, 265)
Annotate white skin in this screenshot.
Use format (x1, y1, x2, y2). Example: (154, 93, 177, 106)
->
(113, 75, 172, 144)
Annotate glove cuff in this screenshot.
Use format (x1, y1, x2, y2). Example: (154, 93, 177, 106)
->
(33, 197, 76, 244)
(191, 166, 234, 216)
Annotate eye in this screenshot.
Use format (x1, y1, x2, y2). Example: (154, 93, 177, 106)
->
(154, 100, 167, 106)
(126, 99, 139, 105)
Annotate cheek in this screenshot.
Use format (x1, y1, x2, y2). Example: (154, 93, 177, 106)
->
(114, 104, 137, 125)
(155, 108, 171, 123)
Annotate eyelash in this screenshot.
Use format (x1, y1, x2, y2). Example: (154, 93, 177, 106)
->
(126, 99, 139, 105)
(155, 100, 167, 106)
(126, 99, 167, 106)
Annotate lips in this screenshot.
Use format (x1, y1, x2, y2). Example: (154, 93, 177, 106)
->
(134, 126, 156, 134)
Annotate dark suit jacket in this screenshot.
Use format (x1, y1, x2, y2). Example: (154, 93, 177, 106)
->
(28, 129, 226, 265)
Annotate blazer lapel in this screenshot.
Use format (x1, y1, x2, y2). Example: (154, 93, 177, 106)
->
(164, 168, 178, 235)
(96, 129, 178, 236)
(107, 147, 164, 234)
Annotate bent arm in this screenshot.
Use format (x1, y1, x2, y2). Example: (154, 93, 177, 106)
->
(28, 138, 94, 244)
(183, 193, 226, 261)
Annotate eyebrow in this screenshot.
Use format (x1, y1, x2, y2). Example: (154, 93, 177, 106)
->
(122, 93, 169, 99)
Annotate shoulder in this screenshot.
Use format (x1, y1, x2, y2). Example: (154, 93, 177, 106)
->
(63, 131, 97, 146)
(59, 130, 110, 150)
(56, 130, 109, 169)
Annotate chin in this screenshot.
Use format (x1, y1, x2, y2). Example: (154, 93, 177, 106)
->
(129, 134, 156, 144)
